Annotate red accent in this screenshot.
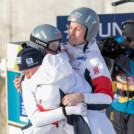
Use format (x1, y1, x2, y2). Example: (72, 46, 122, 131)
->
(38, 104, 58, 125)
(92, 76, 114, 100)
(39, 99, 42, 104)
(93, 67, 100, 74)
(72, 16, 77, 21)
(58, 33, 62, 39)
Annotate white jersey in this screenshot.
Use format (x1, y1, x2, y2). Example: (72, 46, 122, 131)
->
(62, 40, 116, 134)
(21, 51, 91, 134)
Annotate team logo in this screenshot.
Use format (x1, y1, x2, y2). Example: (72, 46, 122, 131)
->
(93, 67, 99, 74)
(71, 16, 77, 21)
(26, 58, 34, 66)
(17, 57, 21, 64)
(77, 56, 87, 61)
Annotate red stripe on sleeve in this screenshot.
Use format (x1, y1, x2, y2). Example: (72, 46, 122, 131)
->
(38, 103, 58, 125)
(92, 76, 114, 101)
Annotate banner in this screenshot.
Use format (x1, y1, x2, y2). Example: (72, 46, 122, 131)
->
(7, 70, 28, 125)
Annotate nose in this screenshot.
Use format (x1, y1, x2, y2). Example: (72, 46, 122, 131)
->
(131, 41, 134, 44)
(130, 41, 134, 47)
(26, 74, 31, 79)
(69, 28, 75, 36)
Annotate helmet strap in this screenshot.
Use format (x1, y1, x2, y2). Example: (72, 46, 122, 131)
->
(83, 28, 88, 53)
(83, 41, 89, 53)
(84, 28, 88, 41)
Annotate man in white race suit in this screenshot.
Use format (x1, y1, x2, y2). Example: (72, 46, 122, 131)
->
(61, 7, 116, 134)
(17, 24, 91, 134)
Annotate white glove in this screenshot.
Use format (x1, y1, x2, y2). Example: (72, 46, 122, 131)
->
(65, 103, 87, 116)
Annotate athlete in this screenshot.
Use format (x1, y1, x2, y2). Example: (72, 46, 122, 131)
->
(18, 46, 88, 134)
(18, 24, 91, 134)
(61, 7, 115, 134)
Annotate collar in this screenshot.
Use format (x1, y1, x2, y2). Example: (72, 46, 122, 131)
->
(67, 39, 100, 59)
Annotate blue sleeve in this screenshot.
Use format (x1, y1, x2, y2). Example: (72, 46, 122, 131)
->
(115, 54, 134, 77)
(115, 36, 123, 43)
(130, 59, 134, 76)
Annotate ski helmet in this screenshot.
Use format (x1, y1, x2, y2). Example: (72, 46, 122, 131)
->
(122, 19, 134, 41)
(68, 7, 100, 43)
(30, 24, 62, 56)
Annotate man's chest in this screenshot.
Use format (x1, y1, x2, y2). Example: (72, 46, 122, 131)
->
(70, 57, 87, 78)
(35, 85, 61, 109)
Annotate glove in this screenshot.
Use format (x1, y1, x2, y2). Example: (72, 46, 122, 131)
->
(65, 103, 87, 116)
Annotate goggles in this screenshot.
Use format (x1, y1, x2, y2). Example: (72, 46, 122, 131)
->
(47, 40, 61, 52)
(30, 35, 61, 52)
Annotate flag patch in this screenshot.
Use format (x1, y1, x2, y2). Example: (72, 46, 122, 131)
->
(93, 67, 99, 74)
(26, 58, 33, 65)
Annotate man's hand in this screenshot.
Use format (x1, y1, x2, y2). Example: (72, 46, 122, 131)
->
(13, 76, 21, 92)
(62, 93, 85, 106)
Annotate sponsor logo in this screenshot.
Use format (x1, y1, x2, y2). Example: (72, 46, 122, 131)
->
(41, 30, 47, 39)
(36, 39, 47, 47)
(77, 56, 87, 61)
(26, 58, 34, 65)
(20, 95, 28, 122)
(85, 15, 91, 23)
(70, 12, 82, 21)
(51, 29, 59, 33)
(74, 12, 82, 17)
(17, 57, 21, 64)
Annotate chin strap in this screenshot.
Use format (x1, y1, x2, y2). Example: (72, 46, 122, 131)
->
(83, 41, 89, 53)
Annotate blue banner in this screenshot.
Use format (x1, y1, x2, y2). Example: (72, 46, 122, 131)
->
(7, 71, 28, 125)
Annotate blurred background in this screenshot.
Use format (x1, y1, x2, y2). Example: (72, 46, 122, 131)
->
(0, 0, 134, 133)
